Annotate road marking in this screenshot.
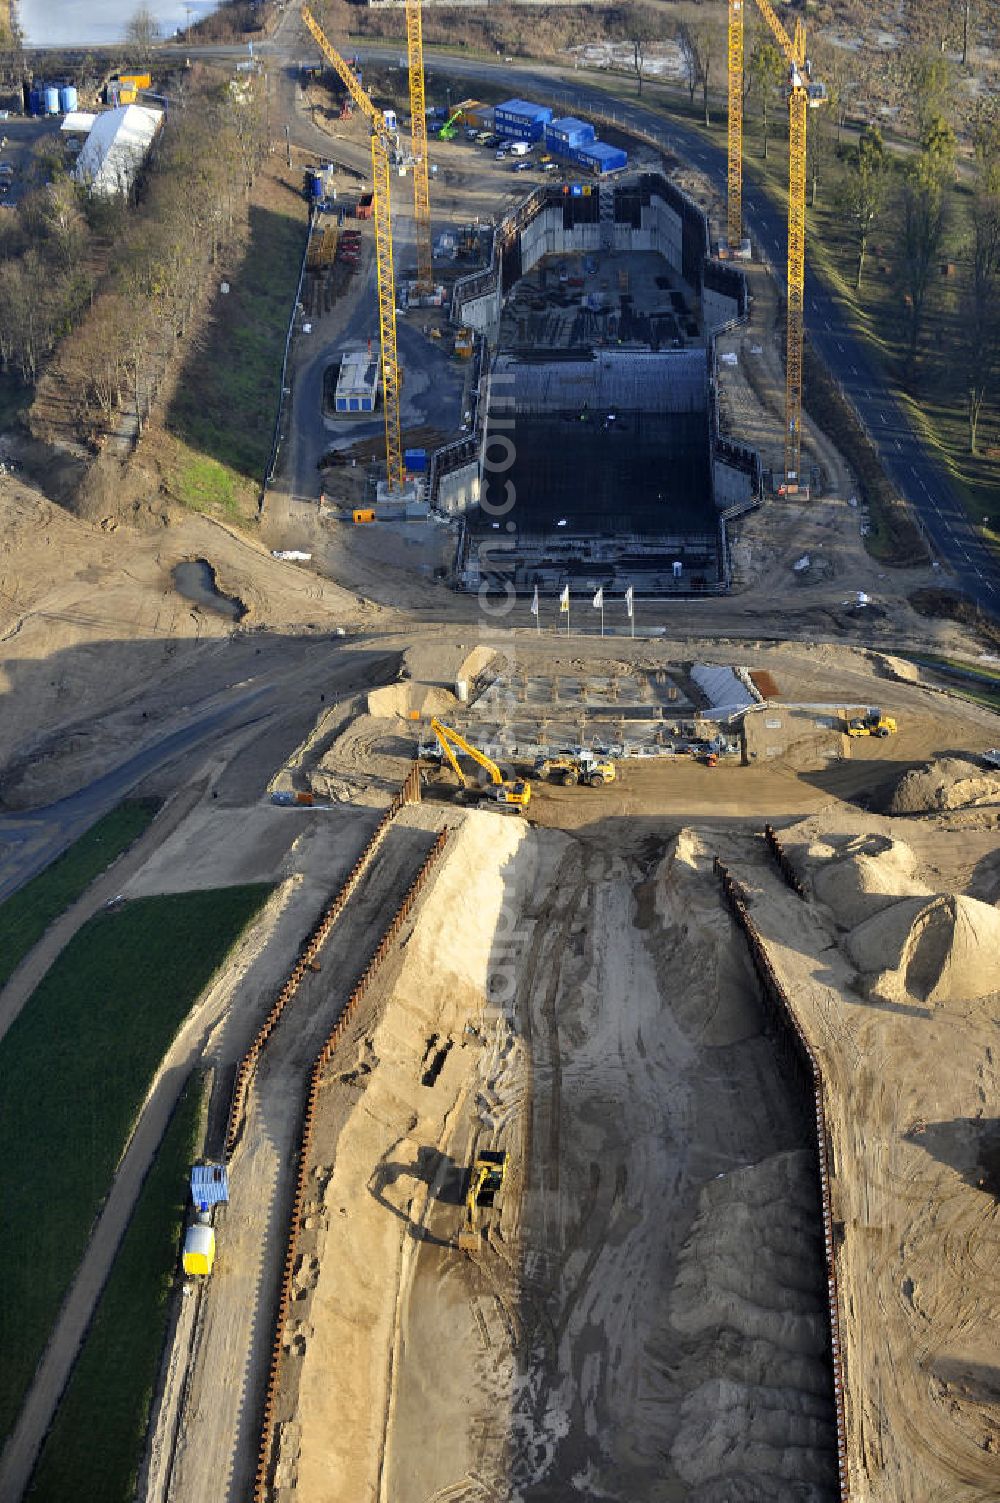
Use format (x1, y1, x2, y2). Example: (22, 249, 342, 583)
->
(880, 413, 887, 424)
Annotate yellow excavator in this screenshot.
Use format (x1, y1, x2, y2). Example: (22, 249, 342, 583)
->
(429, 718, 531, 812)
(458, 1148, 507, 1252)
(846, 708, 897, 739)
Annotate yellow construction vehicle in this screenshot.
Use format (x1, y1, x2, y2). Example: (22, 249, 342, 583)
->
(429, 718, 531, 812)
(846, 709, 897, 739)
(458, 1148, 507, 1252)
(534, 751, 617, 787)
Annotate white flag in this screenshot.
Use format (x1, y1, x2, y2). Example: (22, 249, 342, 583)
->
(559, 585, 570, 613)
(530, 585, 539, 616)
(592, 587, 604, 609)
(625, 585, 634, 618)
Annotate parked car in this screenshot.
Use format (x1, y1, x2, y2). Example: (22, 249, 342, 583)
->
(512, 159, 532, 172)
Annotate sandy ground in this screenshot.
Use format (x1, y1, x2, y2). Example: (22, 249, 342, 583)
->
(719, 816, 1000, 1501)
(267, 810, 841, 1500)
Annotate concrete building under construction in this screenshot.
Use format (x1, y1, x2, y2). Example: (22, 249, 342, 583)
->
(441, 175, 760, 598)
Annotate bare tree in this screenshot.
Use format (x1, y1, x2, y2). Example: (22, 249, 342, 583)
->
(898, 115, 956, 372)
(674, 21, 699, 109)
(839, 125, 888, 291)
(961, 116, 1000, 451)
(748, 38, 784, 161)
(675, 21, 716, 127)
(619, 4, 658, 99)
(125, 4, 161, 65)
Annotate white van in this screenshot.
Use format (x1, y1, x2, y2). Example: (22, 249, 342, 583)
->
(509, 141, 530, 157)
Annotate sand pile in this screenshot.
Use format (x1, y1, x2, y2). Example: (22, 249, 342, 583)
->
(847, 893, 1000, 1004)
(812, 834, 931, 931)
(670, 1150, 836, 1495)
(365, 682, 457, 718)
(885, 757, 1000, 815)
(292, 813, 551, 1502)
(657, 830, 762, 1045)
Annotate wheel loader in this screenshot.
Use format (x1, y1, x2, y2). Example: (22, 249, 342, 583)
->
(534, 751, 617, 788)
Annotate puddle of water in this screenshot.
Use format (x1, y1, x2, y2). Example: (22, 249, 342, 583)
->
(172, 559, 246, 621)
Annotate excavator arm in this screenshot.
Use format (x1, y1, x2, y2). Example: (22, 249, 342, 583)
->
(429, 718, 504, 785)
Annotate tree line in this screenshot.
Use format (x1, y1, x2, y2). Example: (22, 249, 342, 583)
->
(0, 69, 270, 451)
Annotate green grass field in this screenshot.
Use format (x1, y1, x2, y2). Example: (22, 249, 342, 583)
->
(25, 1075, 207, 1503)
(168, 199, 308, 484)
(0, 884, 272, 1442)
(0, 801, 160, 990)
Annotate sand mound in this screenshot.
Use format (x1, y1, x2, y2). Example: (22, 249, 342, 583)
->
(670, 1151, 835, 1493)
(847, 893, 1000, 1004)
(365, 682, 457, 718)
(812, 834, 931, 931)
(885, 757, 1000, 815)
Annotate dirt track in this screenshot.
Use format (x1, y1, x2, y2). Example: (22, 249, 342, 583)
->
(162, 810, 444, 1503)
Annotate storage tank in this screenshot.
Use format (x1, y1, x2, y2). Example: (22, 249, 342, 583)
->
(28, 87, 42, 117)
(59, 85, 78, 114)
(44, 86, 60, 115)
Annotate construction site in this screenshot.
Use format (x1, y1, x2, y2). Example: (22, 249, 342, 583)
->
(0, 3, 998, 1503)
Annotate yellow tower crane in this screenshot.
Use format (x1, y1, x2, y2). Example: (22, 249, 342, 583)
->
(727, 0, 825, 489)
(405, 0, 434, 297)
(301, 4, 405, 490)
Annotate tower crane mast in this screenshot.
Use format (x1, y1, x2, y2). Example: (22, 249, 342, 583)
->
(405, 0, 434, 296)
(727, 0, 825, 489)
(301, 4, 405, 490)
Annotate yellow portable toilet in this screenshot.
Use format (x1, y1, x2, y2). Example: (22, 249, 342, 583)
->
(182, 1222, 216, 1277)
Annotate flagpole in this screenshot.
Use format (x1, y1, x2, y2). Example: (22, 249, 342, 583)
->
(601, 600, 604, 638)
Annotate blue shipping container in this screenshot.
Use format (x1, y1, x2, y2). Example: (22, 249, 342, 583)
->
(495, 98, 551, 142)
(545, 116, 595, 149)
(577, 142, 628, 175)
(404, 448, 428, 473)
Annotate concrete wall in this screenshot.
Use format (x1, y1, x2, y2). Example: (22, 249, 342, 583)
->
(519, 205, 602, 270)
(436, 461, 481, 516)
(454, 282, 501, 339)
(703, 282, 742, 334)
(713, 456, 754, 509)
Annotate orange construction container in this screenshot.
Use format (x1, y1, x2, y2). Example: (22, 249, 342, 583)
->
(353, 509, 375, 524)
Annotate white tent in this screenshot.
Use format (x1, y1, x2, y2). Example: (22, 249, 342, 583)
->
(61, 111, 97, 134)
(73, 104, 163, 198)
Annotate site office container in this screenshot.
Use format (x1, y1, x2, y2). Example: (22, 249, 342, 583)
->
(495, 99, 552, 143)
(561, 141, 628, 175)
(545, 116, 595, 151)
